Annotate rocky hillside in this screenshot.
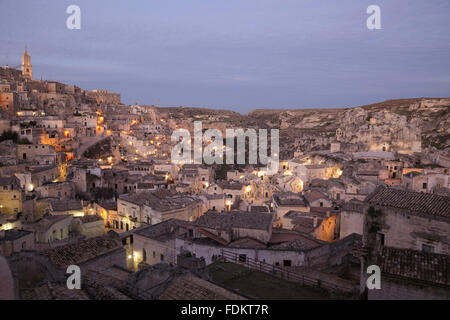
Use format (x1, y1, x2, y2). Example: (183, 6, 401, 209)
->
(157, 98, 449, 158)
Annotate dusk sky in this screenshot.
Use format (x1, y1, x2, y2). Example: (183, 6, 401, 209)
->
(1, 0, 449, 113)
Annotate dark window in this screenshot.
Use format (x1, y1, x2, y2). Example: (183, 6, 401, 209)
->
(422, 183, 427, 189)
(160, 254, 164, 261)
(239, 254, 247, 263)
(422, 244, 434, 253)
(283, 260, 292, 267)
(142, 249, 147, 262)
(377, 233, 385, 246)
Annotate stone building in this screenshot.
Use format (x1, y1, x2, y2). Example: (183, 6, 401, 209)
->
(49, 199, 84, 216)
(403, 170, 449, 193)
(0, 228, 35, 256)
(87, 89, 121, 105)
(23, 214, 73, 244)
(132, 219, 189, 269)
(73, 215, 105, 238)
(35, 181, 75, 200)
(272, 192, 309, 227)
(340, 186, 450, 255)
(0, 176, 23, 215)
(192, 210, 274, 244)
(17, 144, 57, 164)
(117, 189, 203, 230)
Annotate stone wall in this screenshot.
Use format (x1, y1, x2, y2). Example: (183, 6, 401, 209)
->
(176, 238, 306, 267)
(368, 276, 450, 300)
(340, 210, 364, 239)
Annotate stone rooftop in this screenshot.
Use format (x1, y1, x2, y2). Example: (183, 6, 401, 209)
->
(366, 185, 450, 220)
(0, 228, 32, 241)
(97, 200, 117, 211)
(292, 216, 322, 234)
(0, 176, 17, 186)
(379, 246, 450, 287)
(273, 192, 308, 207)
(30, 165, 56, 174)
(249, 206, 270, 213)
(21, 282, 91, 300)
(269, 238, 322, 251)
(304, 189, 329, 202)
(40, 236, 122, 269)
(50, 199, 82, 212)
(158, 274, 246, 300)
(31, 214, 72, 232)
(218, 181, 244, 190)
(119, 189, 202, 212)
(134, 219, 188, 241)
(193, 210, 273, 231)
(80, 215, 104, 223)
(269, 229, 325, 250)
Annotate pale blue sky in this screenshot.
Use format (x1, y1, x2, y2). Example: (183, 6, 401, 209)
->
(1, 0, 449, 112)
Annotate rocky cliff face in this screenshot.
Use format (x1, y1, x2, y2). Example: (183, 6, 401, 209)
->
(159, 98, 449, 159)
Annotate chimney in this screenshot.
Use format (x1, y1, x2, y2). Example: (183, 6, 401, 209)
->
(313, 216, 318, 228)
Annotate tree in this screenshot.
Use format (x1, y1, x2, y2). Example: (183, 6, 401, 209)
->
(0, 130, 19, 143)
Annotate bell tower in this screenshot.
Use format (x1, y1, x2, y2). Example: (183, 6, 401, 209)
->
(21, 47, 33, 80)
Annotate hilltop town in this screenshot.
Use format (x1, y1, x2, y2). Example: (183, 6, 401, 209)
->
(0, 50, 449, 300)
